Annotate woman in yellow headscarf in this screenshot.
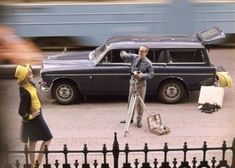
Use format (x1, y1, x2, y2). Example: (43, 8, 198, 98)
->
(15, 64, 53, 168)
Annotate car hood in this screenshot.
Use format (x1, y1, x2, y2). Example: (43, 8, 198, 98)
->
(47, 51, 90, 60)
(42, 58, 95, 72)
(41, 50, 95, 71)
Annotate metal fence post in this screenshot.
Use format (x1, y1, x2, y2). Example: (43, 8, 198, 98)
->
(101, 144, 109, 168)
(43, 145, 51, 168)
(113, 132, 119, 168)
(82, 144, 90, 168)
(142, 143, 151, 168)
(160, 143, 170, 168)
(231, 138, 235, 168)
(23, 144, 30, 168)
(63, 144, 70, 168)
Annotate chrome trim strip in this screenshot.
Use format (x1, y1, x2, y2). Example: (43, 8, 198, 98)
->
(153, 62, 206, 65)
(93, 73, 129, 76)
(45, 72, 214, 76)
(168, 73, 214, 75)
(45, 74, 92, 76)
(98, 63, 131, 66)
(167, 62, 206, 64)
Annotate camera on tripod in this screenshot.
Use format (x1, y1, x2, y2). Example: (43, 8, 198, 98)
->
(131, 70, 142, 80)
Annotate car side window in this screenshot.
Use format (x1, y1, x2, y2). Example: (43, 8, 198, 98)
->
(147, 49, 155, 62)
(127, 49, 138, 54)
(120, 49, 138, 63)
(131, 49, 169, 63)
(154, 50, 168, 63)
(168, 49, 204, 63)
(111, 50, 123, 63)
(100, 51, 112, 63)
(100, 49, 127, 63)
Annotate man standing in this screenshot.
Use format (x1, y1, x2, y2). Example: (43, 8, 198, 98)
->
(120, 46, 154, 128)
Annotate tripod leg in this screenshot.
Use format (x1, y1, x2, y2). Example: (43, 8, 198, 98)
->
(124, 94, 137, 137)
(137, 95, 148, 113)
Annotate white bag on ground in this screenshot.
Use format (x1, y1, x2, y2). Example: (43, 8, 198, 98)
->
(198, 86, 224, 107)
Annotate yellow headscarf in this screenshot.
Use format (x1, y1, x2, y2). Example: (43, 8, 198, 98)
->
(15, 64, 30, 83)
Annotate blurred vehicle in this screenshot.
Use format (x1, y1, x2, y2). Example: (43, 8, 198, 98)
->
(40, 27, 227, 105)
(1, 0, 235, 48)
(0, 26, 42, 65)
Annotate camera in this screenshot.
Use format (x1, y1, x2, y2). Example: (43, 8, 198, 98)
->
(131, 71, 140, 76)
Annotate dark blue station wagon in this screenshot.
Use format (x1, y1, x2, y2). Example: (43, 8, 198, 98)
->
(40, 27, 225, 105)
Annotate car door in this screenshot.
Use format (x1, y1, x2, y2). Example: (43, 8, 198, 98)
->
(91, 49, 131, 95)
(165, 48, 216, 90)
(196, 27, 225, 44)
(147, 49, 171, 94)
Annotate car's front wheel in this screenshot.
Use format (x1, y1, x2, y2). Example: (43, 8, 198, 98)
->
(52, 81, 78, 105)
(158, 80, 186, 104)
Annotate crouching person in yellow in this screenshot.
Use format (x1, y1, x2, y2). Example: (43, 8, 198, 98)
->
(15, 64, 53, 168)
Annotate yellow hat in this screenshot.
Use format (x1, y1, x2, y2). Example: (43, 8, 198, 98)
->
(15, 64, 30, 83)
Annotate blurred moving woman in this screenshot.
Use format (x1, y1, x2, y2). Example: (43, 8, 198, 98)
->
(15, 64, 52, 168)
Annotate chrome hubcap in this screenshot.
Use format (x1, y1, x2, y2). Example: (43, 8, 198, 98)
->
(57, 84, 72, 99)
(165, 84, 179, 98)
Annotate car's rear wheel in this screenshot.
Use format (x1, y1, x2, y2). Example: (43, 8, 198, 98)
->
(158, 80, 186, 104)
(52, 81, 78, 105)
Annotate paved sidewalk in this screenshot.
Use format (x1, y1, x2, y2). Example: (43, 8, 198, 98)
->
(1, 49, 235, 167)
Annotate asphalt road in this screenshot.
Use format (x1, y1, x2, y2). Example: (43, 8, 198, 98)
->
(0, 48, 234, 165)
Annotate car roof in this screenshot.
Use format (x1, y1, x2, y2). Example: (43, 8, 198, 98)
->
(106, 35, 204, 49)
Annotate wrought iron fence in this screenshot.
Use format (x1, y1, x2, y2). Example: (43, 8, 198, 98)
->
(1, 133, 235, 168)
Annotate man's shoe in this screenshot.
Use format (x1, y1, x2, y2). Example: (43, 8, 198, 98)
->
(137, 121, 142, 128)
(120, 119, 133, 123)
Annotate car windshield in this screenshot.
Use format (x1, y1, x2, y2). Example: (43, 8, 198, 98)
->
(90, 45, 106, 60)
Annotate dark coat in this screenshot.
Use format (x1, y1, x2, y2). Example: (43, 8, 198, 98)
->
(18, 87, 31, 120)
